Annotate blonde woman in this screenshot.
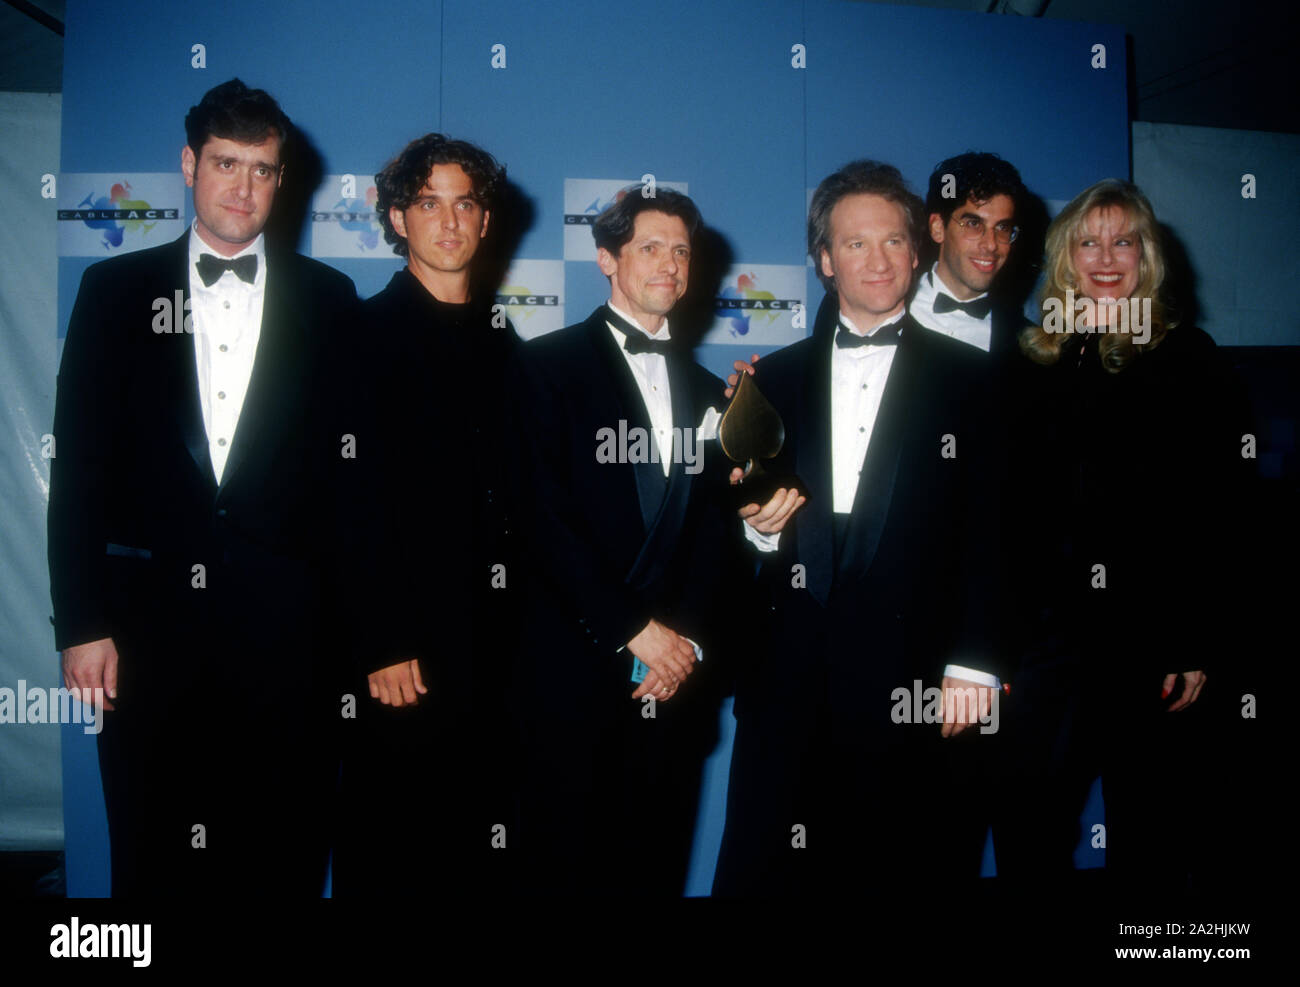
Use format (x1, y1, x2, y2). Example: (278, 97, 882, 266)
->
(996, 179, 1250, 892)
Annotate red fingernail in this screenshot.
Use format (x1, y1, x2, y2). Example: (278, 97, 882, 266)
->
(1161, 685, 1172, 699)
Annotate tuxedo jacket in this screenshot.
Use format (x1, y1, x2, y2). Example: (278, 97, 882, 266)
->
(507, 306, 740, 712)
(734, 295, 1010, 744)
(48, 230, 363, 714)
(990, 302, 1031, 372)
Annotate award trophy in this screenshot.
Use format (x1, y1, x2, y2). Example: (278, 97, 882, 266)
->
(718, 369, 805, 507)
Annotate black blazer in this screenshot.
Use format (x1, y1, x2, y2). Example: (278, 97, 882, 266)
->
(507, 306, 738, 704)
(991, 302, 1030, 364)
(735, 294, 1009, 732)
(48, 231, 362, 706)
(1005, 325, 1251, 686)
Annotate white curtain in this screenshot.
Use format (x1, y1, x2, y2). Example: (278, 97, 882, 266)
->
(0, 91, 62, 850)
(1132, 120, 1300, 346)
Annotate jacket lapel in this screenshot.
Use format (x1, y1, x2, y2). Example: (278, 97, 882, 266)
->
(795, 295, 838, 606)
(162, 232, 218, 492)
(215, 248, 302, 499)
(837, 315, 919, 583)
(624, 352, 698, 591)
(586, 307, 666, 535)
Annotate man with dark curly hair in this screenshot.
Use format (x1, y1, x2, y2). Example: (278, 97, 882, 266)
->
(911, 151, 1029, 358)
(333, 134, 520, 896)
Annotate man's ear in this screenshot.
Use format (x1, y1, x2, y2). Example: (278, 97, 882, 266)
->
(928, 213, 945, 244)
(819, 248, 834, 281)
(181, 145, 197, 188)
(277, 164, 285, 189)
(596, 246, 618, 278)
(479, 208, 490, 239)
(389, 205, 407, 240)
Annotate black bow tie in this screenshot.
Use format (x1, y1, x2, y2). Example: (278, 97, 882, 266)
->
(605, 306, 674, 356)
(933, 292, 992, 320)
(835, 323, 900, 349)
(197, 253, 257, 287)
(623, 332, 674, 356)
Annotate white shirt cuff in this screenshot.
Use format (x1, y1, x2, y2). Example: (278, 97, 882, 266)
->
(620, 638, 704, 662)
(742, 520, 780, 552)
(943, 664, 1000, 689)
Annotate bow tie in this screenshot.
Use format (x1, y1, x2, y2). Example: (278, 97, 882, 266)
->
(933, 292, 992, 320)
(197, 253, 257, 287)
(605, 306, 674, 356)
(835, 323, 900, 349)
(623, 332, 674, 356)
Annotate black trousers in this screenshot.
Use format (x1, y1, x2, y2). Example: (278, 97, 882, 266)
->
(715, 684, 991, 898)
(513, 656, 720, 897)
(332, 669, 513, 898)
(993, 664, 1211, 893)
(97, 689, 338, 897)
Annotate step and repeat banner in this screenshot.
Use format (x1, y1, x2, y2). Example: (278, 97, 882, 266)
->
(55, 0, 1128, 896)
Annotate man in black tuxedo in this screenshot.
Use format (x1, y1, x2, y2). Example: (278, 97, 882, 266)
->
(907, 153, 1041, 882)
(49, 79, 362, 896)
(713, 161, 1007, 896)
(332, 134, 519, 896)
(509, 187, 736, 895)
(909, 151, 1030, 362)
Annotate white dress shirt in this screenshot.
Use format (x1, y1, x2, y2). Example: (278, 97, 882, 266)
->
(830, 310, 902, 513)
(909, 264, 992, 352)
(188, 223, 267, 483)
(604, 301, 703, 663)
(606, 302, 675, 478)
(742, 306, 997, 688)
(743, 308, 903, 552)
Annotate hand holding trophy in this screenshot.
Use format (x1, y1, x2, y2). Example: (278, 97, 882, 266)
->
(719, 360, 807, 511)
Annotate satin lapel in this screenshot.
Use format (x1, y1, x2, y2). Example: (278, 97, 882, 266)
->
(796, 300, 838, 606)
(215, 250, 302, 499)
(586, 309, 664, 534)
(663, 352, 697, 512)
(163, 232, 217, 491)
(625, 353, 696, 591)
(841, 317, 919, 578)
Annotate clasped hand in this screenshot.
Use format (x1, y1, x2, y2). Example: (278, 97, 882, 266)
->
(628, 618, 697, 701)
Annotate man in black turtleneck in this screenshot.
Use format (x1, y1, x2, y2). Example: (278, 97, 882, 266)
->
(333, 134, 518, 896)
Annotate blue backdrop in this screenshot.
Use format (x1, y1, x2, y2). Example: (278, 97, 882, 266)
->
(57, 0, 1128, 896)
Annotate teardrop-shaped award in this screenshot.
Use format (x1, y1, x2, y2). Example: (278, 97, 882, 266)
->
(718, 370, 805, 506)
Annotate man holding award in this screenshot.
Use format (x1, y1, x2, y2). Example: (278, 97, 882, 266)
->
(508, 187, 740, 896)
(714, 160, 1008, 896)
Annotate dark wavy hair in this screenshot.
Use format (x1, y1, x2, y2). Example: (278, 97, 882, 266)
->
(808, 160, 924, 291)
(925, 151, 1026, 226)
(374, 134, 506, 257)
(591, 185, 700, 255)
(184, 78, 291, 161)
